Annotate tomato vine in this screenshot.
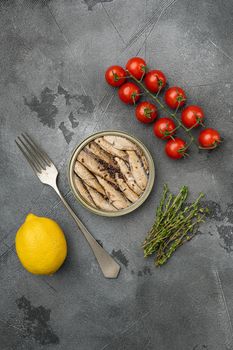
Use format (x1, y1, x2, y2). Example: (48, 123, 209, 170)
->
(105, 58, 222, 159)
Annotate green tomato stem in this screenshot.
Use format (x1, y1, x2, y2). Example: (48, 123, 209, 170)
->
(126, 70, 196, 149)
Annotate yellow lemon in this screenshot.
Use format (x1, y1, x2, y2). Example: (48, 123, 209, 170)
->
(15, 213, 67, 275)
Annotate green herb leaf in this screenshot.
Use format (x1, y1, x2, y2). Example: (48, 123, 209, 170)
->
(142, 185, 208, 266)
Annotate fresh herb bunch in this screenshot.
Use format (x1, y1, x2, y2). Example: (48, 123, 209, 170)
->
(142, 184, 209, 266)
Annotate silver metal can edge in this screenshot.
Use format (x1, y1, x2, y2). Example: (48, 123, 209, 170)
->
(68, 130, 155, 217)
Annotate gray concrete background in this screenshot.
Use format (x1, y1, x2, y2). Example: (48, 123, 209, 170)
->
(0, 0, 233, 349)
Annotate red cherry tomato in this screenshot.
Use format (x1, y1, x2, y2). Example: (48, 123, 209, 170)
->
(118, 82, 140, 104)
(153, 117, 176, 139)
(126, 57, 146, 80)
(198, 128, 221, 149)
(144, 70, 166, 93)
(135, 101, 158, 124)
(165, 87, 187, 109)
(165, 137, 187, 159)
(181, 105, 204, 128)
(105, 65, 126, 87)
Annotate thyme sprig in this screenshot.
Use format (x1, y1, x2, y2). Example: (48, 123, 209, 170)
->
(142, 184, 209, 266)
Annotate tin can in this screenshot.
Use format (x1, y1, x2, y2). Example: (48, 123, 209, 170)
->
(68, 130, 155, 217)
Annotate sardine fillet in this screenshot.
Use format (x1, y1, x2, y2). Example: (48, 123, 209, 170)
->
(126, 151, 148, 190)
(86, 185, 117, 212)
(114, 157, 143, 195)
(133, 146, 149, 174)
(74, 161, 105, 195)
(103, 136, 149, 173)
(96, 176, 130, 209)
(115, 174, 139, 203)
(94, 138, 128, 160)
(84, 142, 117, 167)
(141, 154, 149, 173)
(77, 150, 116, 185)
(103, 135, 138, 151)
(73, 175, 96, 207)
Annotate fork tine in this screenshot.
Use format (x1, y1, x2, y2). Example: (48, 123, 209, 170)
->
(24, 133, 51, 166)
(18, 135, 45, 170)
(15, 139, 41, 174)
(21, 133, 48, 169)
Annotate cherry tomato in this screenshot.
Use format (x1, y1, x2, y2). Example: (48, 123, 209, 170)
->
(126, 57, 146, 80)
(118, 82, 140, 104)
(105, 65, 126, 87)
(165, 137, 186, 159)
(181, 105, 204, 128)
(135, 101, 157, 124)
(153, 117, 176, 139)
(165, 87, 187, 109)
(198, 128, 221, 149)
(144, 70, 166, 93)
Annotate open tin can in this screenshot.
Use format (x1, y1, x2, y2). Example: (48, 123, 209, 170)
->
(68, 130, 155, 217)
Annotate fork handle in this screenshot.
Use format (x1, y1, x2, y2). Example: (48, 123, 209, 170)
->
(53, 186, 121, 279)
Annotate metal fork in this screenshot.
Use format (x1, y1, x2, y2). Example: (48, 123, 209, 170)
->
(15, 133, 120, 279)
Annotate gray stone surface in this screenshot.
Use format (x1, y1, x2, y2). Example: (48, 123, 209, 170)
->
(0, 0, 233, 349)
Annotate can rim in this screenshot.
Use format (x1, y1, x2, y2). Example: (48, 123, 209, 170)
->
(68, 130, 155, 217)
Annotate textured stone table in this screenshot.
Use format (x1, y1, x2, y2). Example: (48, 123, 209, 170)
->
(1, 1, 233, 349)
